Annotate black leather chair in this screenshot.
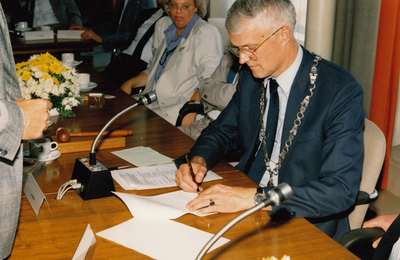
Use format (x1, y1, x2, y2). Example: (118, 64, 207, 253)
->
(339, 214, 400, 260)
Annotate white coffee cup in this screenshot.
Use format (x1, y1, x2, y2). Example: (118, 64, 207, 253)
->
(62, 53, 74, 64)
(77, 73, 90, 89)
(41, 26, 51, 31)
(29, 138, 58, 160)
(15, 21, 28, 30)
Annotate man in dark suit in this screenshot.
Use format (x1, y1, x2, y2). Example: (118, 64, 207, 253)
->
(71, 0, 155, 69)
(11, 0, 83, 29)
(101, 0, 166, 87)
(175, 0, 364, 242)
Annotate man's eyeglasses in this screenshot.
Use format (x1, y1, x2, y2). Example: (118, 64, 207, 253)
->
(168, 3, 194, 14)
(228, 27, 283, 61)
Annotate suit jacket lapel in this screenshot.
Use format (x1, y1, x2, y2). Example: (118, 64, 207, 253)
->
(162, 19, 201, 74)
(240, 68, 264, 174)
(278, 49, 314, 182)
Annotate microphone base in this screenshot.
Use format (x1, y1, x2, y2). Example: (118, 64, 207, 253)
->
(71, 158, 116, 200)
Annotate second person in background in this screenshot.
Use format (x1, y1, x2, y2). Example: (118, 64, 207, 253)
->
(121, 0, 223, 126)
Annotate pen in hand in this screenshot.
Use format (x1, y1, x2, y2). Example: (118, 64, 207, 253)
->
(186, 155, 200, 194)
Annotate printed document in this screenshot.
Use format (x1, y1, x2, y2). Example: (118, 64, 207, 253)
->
(111, 163, 222, 190)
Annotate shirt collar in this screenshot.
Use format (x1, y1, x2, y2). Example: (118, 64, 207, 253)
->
(273, 45, 303, 95)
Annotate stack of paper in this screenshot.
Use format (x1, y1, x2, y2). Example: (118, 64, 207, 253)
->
(97, 191, 230, 260)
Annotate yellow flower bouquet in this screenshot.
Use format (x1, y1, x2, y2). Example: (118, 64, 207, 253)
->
(16, 52, 81, 118)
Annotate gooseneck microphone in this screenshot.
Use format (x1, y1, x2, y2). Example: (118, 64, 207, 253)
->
(89, 91, 156, 165)
(196, 183, 294, 260)
(71, 92, 157, 200)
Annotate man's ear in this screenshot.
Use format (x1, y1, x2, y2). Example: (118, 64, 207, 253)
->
(280, 26, 292, 46)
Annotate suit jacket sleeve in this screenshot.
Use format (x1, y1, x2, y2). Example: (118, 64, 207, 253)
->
(175, 75, 244, 169)
(51, 0, 83, 27)
(199, 53, 238, 113)
(62, 0, 83, 26)
(100, 0, 155, 52)
(0, 102, 24, 162)
(0, 8, 24, 162)
(268, 76, 364, 220)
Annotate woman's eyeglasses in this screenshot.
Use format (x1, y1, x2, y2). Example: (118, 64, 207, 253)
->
(168, 3, 194, 14)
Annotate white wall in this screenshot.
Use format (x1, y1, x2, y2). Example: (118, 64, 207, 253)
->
(209, 0, 307, 46)
(209, 0, 236, 19)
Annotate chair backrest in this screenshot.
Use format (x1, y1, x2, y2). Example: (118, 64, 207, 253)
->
(348, 118, 386, 229)
(208, 17, 231, 54)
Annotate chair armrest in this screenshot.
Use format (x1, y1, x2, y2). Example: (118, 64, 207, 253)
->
(339, 227, 385, 250)
(356, 189, 379, 205)
(175, 101, 204, 127)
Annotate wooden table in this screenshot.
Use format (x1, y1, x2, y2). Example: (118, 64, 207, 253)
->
(10, 68, 359, 259)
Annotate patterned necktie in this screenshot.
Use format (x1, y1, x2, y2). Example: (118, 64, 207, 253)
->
(247, 78, 280, 185)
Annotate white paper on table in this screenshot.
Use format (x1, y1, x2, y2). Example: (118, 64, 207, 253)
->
(96, 218, 229, 260)
(57, 30, 84, 39)
(113, 190, 213, 219)
(72, 224, 97, 260)
(111, 163, 222, 190)
(111, 146, 174, 167)
(23, 173, 51, 216)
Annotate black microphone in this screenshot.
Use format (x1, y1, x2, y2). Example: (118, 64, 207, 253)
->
(196, 183, 293, 260)
(70, 91, 157, 200)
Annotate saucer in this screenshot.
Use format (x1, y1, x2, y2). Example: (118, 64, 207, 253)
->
(63, 60, 83, 67)
(47, 120, 53, 127)
(79, 82, 97, 92)
(23, 150, 61, 164)
(15, 27, 32, 32)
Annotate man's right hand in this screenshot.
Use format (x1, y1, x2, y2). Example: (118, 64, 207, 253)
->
(14, 98, 51, 140)
(175, 156, 207, 192)
(362, 214, 399, 248)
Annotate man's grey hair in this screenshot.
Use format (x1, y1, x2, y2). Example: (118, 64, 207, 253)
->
(226, 0, 296, 36)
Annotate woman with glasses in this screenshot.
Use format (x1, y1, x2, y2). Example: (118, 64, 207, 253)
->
(121, 0, 223, 126)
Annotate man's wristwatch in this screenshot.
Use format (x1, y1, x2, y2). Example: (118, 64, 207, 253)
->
(254, 187, 266, 205)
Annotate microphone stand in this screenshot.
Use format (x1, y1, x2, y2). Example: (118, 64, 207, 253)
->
(89, 91, 156, 165)
(196, 183, 293, 260)
(71, 92, 156, 200)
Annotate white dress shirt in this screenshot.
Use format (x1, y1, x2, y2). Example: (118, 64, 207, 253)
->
(122, 9, 164, 63)
(33, 0, 59, 27)
(259, 46, 303, 187)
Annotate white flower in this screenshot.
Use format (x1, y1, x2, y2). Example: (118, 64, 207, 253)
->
(44, 84, 53, 93)
(16, 53, 81, 117)
(40, 92, 49, 99)
(27, 78, 37, 87)
(28, 54, 39, 62)
(22, 93, 31, 99)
